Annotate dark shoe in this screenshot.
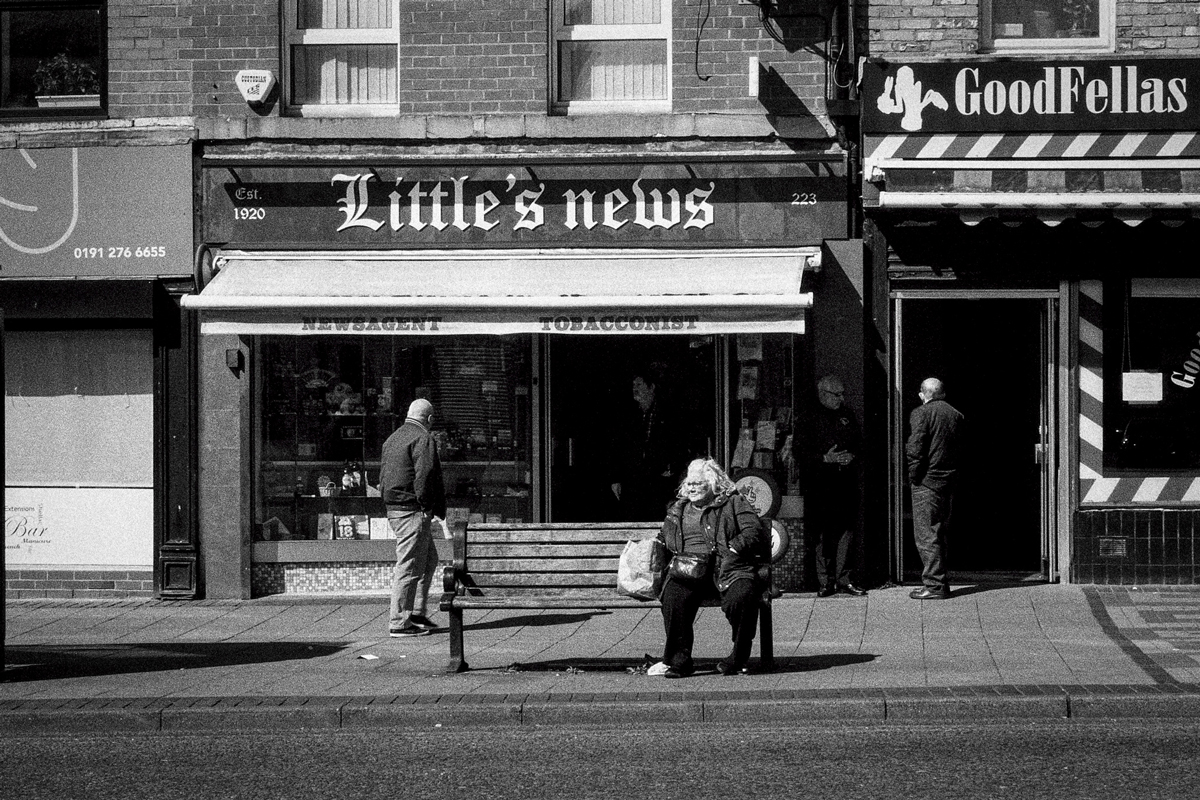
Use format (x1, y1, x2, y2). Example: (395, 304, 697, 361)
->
(909, 586, 950, 600)
(663, 666, 684, 679)
(389, 625, 432, 638)
(716, 660, 748, 676)
(840, 583, 868, 597)
(817, 584, 837, 598)
(408, 614, 440, 631)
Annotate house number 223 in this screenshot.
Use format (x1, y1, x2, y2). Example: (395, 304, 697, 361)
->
(791, 193, 817, 205)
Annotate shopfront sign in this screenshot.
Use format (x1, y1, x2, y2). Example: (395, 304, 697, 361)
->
(202, 160, 847, 247)
(0, 144, 193, 278)
(203, 307, 806, 336)
(862, 58, 1200, 134)
(5, 486, 153, 567)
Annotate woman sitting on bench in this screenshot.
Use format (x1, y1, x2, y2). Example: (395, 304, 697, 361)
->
(649, 458, 770, 679)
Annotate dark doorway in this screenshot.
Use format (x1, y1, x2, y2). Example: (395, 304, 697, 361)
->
(900, 298, 1045, 577)
(547, 336, 716, 522)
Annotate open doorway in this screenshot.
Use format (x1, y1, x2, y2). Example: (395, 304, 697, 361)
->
(896, 297, 1052, 579)
(546, 336, 716, 522)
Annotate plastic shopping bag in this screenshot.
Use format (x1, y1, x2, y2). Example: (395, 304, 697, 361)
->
(616, 538, 667, 601)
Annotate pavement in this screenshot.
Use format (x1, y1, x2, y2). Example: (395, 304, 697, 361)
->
(4, 582, 1200, 733)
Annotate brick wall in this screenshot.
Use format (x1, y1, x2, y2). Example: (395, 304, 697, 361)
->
(6, 569, 155, 599)
(108, 0, 195, 117)
(866, 0, 1200, 57)
(186, 1, 834, 123)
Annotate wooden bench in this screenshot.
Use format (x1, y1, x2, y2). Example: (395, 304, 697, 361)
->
(438, 521, 775, 673)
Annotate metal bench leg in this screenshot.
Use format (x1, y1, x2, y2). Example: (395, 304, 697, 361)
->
(447, 607, 469, 673)
(758, 599, 775, 673)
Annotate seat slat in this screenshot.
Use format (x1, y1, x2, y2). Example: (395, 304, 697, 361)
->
(467, 543, 629, 558)
(465, 572, 618, 589)
(467, 528, 658, 544)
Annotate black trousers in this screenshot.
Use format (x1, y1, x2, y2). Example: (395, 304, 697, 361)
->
(661, 574, 761, 671)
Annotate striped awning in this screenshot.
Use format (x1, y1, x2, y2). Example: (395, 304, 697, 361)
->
(864, 132, 1200, 225)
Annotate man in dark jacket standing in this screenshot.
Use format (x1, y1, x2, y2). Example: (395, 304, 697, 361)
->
(905, 377, 965, 600)
(380, 398, 447, 636)
(804, 375, 867, 598)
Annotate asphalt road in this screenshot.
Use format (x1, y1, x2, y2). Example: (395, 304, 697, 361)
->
(4, 721, 1199, 800)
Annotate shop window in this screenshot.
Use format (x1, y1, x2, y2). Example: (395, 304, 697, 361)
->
(982, 0, 1112, 52)
(1107, 279, 1200, 471)
(0, 1, 104, 117)
(551, 0, 670, 114)
(284, 0, 398, 113)
(256, 336, 533, 542)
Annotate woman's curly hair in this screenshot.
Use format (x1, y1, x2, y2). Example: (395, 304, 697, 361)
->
(675, 458, 737, 499)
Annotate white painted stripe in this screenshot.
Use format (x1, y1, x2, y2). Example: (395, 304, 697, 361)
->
(1160, 132, 1197, 157)
(966, 134, 1004, 158)
(917, 135, 957, 159)
(1079, 415, 1105, 450)
(868, 136, 908, 161)
(1133, 477, 1169, 502)
(1080, 367, 1103, 401)
(1183, 479, 1200, 502)
(1079, 318, 1103, 353)
(1063, 133, 1101, 158)
(1013, 134, 1053, 158)
(1079, 280, 1103, 305)
(1111, 133, 1148, 158)
(1079, 462, 1103, 480)
(1084, 478, 1120, 503)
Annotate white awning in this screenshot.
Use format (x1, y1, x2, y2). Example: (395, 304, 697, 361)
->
(182, 248, 818, 335)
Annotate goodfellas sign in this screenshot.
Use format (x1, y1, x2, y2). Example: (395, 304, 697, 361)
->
(861, 58, 1200, 134)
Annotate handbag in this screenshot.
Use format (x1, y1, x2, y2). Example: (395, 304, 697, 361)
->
(668, 550, 715, 582)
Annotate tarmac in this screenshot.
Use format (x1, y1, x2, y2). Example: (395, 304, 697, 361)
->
(4, 582, 1200, 733)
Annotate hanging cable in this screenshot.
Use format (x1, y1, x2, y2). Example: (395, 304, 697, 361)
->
(694, 0, 713, 81)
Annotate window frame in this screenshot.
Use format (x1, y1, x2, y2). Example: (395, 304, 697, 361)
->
(980, 0, 1115, 54)
(282, 0, 400, 118)
(0, 0, 106, 120)
(549, 0, 672, 116)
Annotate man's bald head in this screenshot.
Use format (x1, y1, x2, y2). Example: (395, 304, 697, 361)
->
(406, 398, 434, 424)
(919, 377, 945, 403)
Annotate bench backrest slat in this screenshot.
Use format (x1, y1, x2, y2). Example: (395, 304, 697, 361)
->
(455, 521, 663, 597)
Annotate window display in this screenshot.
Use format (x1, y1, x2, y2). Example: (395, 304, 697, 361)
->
(256, 335, 532, 541)
(1107, 281, 1200, 470)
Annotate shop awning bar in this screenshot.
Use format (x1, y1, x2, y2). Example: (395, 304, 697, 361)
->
(182, 248, 818, 336)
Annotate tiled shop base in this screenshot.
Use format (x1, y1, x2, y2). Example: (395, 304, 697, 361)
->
(253, 562, 402, 596)
(5, 568, 154, 599)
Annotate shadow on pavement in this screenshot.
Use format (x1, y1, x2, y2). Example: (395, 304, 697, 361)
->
(2, 642, 347, 682)
(464, 611, 612, 631)
(483, 652, 878, 675)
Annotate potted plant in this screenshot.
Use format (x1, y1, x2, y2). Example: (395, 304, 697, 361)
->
(33, 51, 101, 108)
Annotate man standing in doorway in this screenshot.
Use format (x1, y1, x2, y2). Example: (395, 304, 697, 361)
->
(906, 377, 964, 600)
(380, 398, 446, 637)
(804, 375, 867, 598)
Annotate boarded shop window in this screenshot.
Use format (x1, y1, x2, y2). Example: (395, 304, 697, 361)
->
(0, 1, 104, 117)
(1106, 279, 1200, 471)
(284, 0, 398, 111)
(551, 0, 670, 114)
(4, 329, 153, 487)
(982, 0, 1111, 52)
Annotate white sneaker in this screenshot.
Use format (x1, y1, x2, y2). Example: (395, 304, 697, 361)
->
(647, 661, 670, 676)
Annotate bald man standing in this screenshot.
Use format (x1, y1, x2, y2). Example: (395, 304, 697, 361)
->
(905, 377, 964, 600)
(380, 398, 447, 636)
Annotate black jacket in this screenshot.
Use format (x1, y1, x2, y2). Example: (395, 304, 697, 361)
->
(658, 492, 769, 591)
(905, 399, 965, 491)
(379, 419, 447, 518)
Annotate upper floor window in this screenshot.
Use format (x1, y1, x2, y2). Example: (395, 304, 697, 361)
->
(0, 1, 104, 117)
(983, 0, 1113, 52)
(284, 0, 398, 116)
(551, 0, 671, 114)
